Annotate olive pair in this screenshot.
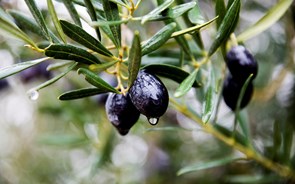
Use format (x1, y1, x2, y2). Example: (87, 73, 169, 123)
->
(106, 70, 169, 135)
(222, 46, 258, 110)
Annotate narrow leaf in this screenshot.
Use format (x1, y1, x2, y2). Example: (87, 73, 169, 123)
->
(177, 156, 238, 175)
(24, 0, 51, 41)
(47, 0, 67, 43)
(83, 0, 101, 40)
(168, 2, 196, 19)
(59, 87, 109, 100)
(215, 0, 226, 28)
(237, 0, 293, 42)
(77, 68, 119, 93)
(46, 60, 73, 71)
(32, 62, 77, 91)
(60, 20, 113, 57)
(143, 64, 201, 87)
(174, 68, 199, 98)
(202, 69, 217, 123)
(0, 9, 37, 47)
(102, 0, 121, 48)
(171, 16, 218, 37)
(89, 60, 118, 72)
(45, 44, 101, 64)
(91, 19, 129, 26)
(188, 1, 205, 25)
(128, 31, 141, 88)
(62, 0, 82, 27)
(0, 57, 50, 79)
(141, 0, 174, 24)
(8, 10, 60, 43)
(142, 23, 176, 56)
(208, 0, 240, 56)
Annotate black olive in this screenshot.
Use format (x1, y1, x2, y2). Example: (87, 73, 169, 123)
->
(128, 70, 169, 125)
(0, 79, 9, 91)
(105, 93, 140, 135)
(222, 74, 253, 111)
(226, 46, 258, 82)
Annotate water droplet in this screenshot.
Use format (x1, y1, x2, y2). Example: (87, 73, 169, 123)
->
(148, 118, 159, 125)
(27, 90, 39, 100)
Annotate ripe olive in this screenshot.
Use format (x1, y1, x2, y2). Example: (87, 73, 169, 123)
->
(105, 93, 140, 135)
(0, 79, 9, 91)
(222, 74, 253, 110)
(129, 70, 169, 124)
(226, 46, 258, 82)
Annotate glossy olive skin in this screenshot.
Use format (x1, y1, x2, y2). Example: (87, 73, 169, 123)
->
(222, 74, 253, 110)
(105, 93, 140, 135)
(129, 70, 169, 120)
(226, 46, 258, 82)
(0, 79, 9, 91)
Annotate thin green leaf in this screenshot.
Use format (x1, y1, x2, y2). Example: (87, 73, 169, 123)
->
(60, 20, 113, 57)
(77, 68, 119, 93)
(202, 69, 218, 124)
(177, 156, 238, 176)
(46, 60, 74, 71)
(8, 10, 60, 43)
(237, 0, 293, 42)
(83, 0, 101, 40)
(89, 60, 118, 72)
(208, 0, 240, 56)
(174, 68, 199, 98)
(102, 0, 121, 48)
(24, 0, 51, 41)
(47, 0, 67, 43)
(0, 9, 37, 47)
(168, 2, 196, 19)
(237, 110, 251, 145)
(142, 23, 176, 56)
(215, 0, 226, 28)
(59, 87, 109, 100)
(91, 19, 129, 26)
(188, 0, 205, 25)
(143, 64, 201, 87)
(171, 16, 218, 37)
(62, 0, 82, 27)
(31, 63, 77, 91)
(38, 134, 88, 147)
(0, 57, 50, 79)
(128, 31, 141, 88)
(45, 44, 101, 64)
(282, 122, 293, 164)
(55, 0, 104, 12)
(141, 0, 174, 24)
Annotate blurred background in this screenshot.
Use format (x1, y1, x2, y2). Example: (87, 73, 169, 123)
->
(0, 0, 294, 183)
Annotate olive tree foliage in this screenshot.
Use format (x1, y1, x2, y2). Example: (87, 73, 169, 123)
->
(0, 0, 295, 183)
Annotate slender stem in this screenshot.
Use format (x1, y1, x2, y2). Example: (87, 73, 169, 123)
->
(170, 98, 295, 179)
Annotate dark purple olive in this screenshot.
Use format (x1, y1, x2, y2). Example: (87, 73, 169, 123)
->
(20, 61, 52, 83)
(0, 79, 9, 91)
(105, 93, 140, 135)
(129, 70, 169, 125)
(222, 74, 253, 111)
(226, 46, 258, 82)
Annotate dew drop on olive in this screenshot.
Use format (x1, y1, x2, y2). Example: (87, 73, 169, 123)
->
(129, 70, 169, 124)
(226, 45, 258, 82)
(222, 74, 253, 111)
(105, 93, 140, 135)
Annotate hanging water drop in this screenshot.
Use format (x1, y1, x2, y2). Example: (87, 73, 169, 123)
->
(148, 118, 159, 125)
(27, 90, 39, 100)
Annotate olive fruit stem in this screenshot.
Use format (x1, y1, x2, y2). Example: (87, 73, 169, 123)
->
(169, 97, 295, 179)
